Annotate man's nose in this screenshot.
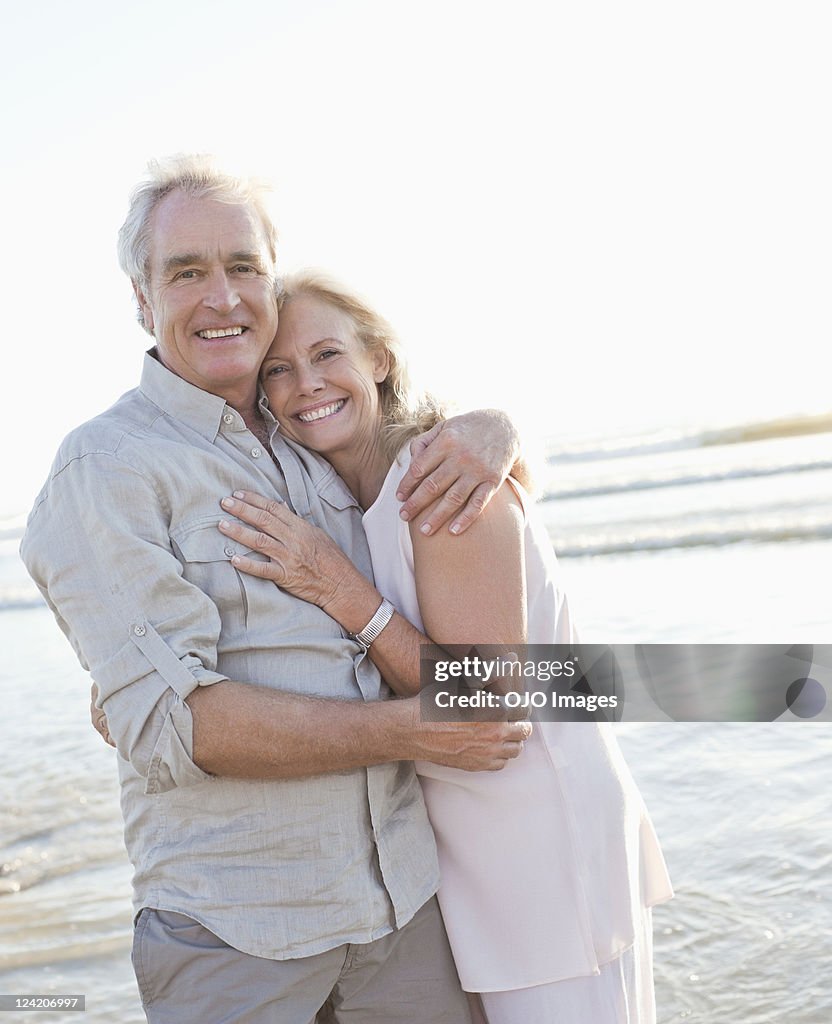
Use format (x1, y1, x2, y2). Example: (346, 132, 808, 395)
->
(203, 269, 240, 313)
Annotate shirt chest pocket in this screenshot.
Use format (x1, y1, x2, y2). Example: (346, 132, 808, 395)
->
(172, 521, 266, 635)
(309, 481, 374, 582)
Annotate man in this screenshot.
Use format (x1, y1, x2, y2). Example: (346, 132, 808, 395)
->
(21, 155, 528, 1024)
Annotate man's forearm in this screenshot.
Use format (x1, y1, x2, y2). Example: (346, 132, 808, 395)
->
(187, 680, 529, 778)
(187, 681, 411, 778)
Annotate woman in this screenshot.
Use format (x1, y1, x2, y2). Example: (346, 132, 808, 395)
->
(217, 272, 673, 1024)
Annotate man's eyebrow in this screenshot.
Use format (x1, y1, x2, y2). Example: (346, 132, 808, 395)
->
(160, 251, 269, 275)
(161, 253, 204, 275)
(229, 251, 268, 267)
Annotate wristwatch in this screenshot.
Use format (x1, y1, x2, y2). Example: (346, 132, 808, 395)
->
(348, 598, 395, 649)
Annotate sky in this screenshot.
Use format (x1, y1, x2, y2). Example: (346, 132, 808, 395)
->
(3, 0, 830, 516)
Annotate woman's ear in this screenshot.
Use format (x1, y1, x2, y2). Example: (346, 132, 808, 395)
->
(373, 348, 390, 383)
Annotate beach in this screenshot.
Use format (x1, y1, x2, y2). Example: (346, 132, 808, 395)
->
(1, 417, 830, 1023)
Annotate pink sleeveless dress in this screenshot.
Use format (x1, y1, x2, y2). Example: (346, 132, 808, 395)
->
(362, 449, 673, 1023)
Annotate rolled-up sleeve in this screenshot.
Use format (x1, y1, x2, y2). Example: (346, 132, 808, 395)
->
(21, 450, 228, 794)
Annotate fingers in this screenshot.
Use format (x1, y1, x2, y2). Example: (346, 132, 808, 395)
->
(445, 480, 497, 537)
(404, 473, 500, 537)
(219, 493, 293, 559)
(229, 552, 284, 581)
(219, 515, 276, 553)
(400, 477, 465, 534)
(229, 490, 285, 513)
(220, 492, 290, 531)
(487, 720, 532, 769)
(452, 720, 533, 771)
(508, 720, 533, 742)
(90, 693, 116, 749)
(217, 518, 287, 584)
(398, 410, 518, 532)
(396, 437, 502, 535)
(396, 423, 447, 503)
(413, 477, 501, 537)
(99, 718, 116, 748)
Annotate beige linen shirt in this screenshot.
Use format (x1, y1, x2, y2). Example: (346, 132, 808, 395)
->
(21, 351, 439, 959)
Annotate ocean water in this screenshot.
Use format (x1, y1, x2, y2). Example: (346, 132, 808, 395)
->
(1, 416, 830, 1023)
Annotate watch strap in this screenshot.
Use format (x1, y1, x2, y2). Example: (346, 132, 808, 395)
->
(349, 598, 395, 649)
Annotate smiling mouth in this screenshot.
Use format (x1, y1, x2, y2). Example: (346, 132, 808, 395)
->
(196, 326, 247, 339)
(297, 399, 346, 423)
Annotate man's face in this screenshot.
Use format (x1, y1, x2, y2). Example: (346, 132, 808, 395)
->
(135, 190, 278, 407)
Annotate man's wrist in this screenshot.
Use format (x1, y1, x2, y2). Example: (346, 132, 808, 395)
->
(377, 696, 421, 761)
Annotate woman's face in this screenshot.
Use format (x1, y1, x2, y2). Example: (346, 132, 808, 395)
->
(260, 293, 388, 459)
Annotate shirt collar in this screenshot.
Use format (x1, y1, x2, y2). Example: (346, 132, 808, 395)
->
(139, 349, 276, 441)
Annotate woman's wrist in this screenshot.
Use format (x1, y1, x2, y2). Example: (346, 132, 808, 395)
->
(320, 570, 384, 634)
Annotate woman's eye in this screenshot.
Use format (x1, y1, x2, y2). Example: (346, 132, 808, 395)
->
(265, 365, 288, 377)
(318, 349, 338, 361)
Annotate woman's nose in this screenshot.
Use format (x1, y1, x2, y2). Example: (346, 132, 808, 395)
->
(295, 364, 325, 394)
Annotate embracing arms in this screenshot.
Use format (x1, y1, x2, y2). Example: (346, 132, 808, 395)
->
(189, 445, 531, 780)
(76, 406, 527, 780)
(216, 477, 528, 698)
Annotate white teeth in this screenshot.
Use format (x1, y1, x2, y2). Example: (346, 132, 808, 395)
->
(197, 327, 245, 339)
(298, 400, 345, 423)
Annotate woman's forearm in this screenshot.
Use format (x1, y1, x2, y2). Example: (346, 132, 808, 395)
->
(321, 571, 428, 696)
(216, 491, 432, 695)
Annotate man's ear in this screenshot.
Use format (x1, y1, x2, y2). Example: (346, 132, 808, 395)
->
(373, 349, 390, 383)
(132, 281, 155, 335)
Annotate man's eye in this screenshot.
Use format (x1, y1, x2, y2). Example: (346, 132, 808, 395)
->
(176, 269, 198, 280)
(234, 265, 257, 274)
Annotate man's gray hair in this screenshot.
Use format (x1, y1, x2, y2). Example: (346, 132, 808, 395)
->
(117, 154, 278, 291)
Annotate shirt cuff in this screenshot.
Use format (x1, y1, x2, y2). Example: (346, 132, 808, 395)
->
(145, 694, 216, 795)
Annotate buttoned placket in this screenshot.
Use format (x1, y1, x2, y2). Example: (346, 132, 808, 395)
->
(217, 403, 313, 523)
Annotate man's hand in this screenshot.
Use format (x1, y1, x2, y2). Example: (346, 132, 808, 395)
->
(399, 696, 532, 771)
(396, 410, 521, 536)
(90, 682, 116, 748)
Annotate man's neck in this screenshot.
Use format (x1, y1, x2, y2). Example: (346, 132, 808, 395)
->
(208, 380, 266, 439)
(246, 410, 272, 446)
(226, 394, 270, 443)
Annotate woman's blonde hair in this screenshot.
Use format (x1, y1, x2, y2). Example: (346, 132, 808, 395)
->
(276, 271, 444, 461)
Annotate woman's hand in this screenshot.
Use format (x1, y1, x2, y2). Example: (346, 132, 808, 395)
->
(218, 491, 372, 614)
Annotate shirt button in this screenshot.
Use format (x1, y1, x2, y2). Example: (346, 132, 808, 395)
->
(223, 413, 234, 425)
(134, 624, 147, 637)
(224, 546, 236, 558)
(251, 447, 262, 458)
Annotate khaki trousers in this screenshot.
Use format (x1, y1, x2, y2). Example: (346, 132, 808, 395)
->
(133, 897, 472, 1024)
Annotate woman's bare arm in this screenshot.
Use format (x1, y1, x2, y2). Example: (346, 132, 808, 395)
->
(410, 481, 528, 648)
